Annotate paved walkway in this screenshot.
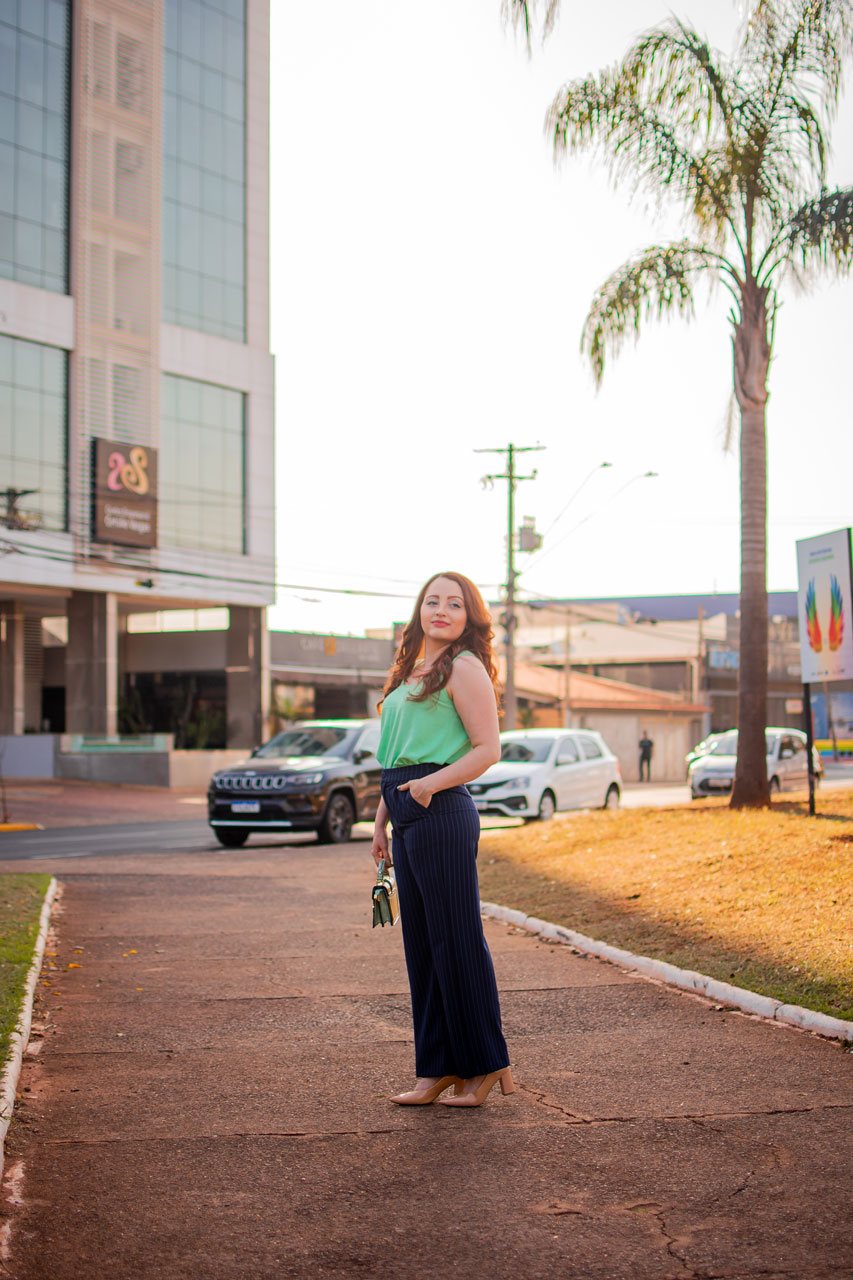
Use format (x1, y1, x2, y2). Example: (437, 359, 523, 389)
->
(1, 825, 852, 1277)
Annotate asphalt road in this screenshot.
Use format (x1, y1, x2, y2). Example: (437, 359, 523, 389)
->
(3, 769, 852, 859)
(0, 819, 329, 860)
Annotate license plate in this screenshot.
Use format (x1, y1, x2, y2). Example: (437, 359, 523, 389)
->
(705, 779, 730, 790)
(474, 800, 487, 811)
(231, 801, 260, 814)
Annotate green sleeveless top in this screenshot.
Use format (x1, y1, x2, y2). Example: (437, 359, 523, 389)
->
(377, 655, 473, 767)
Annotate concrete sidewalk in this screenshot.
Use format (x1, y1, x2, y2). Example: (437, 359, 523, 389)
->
(1, 837, 852, 1279)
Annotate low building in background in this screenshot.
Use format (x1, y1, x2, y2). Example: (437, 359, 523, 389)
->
(513, 592, 807, 739)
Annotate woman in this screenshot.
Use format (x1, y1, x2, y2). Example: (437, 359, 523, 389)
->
(372, 571, 515, 1108)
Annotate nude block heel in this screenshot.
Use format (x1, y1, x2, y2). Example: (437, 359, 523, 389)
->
(390, 1075, 464, 1105)
(438, 1066, 515, 1108)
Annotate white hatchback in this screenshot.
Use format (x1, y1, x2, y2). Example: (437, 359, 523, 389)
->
(467, 728, 622, 820)
(688, 727, 822, 799)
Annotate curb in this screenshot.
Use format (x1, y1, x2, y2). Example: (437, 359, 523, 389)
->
(0, 825, 43, 833)
(0, 877, 58, 1180)
(481, 901, 853, 1044)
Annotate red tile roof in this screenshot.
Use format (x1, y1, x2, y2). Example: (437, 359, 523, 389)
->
(497, 657, 708, 715)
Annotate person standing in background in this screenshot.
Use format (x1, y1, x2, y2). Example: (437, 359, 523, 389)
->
(639, 731, 654, 782)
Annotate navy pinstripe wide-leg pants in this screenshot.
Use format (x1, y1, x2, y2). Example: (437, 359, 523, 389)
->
(381, 763, 510, 1079)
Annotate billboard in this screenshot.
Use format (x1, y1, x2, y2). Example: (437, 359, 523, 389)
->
(91, 439, 158, 549)
(796, 528, 853, 683)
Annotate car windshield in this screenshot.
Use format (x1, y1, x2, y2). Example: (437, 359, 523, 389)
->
(499, 736, 555, 764)
(706, 731, 778, 758)
(254, 727, 351, 759)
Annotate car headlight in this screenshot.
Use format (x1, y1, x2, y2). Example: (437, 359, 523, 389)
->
(288, 772, 325, 786)
(499, 776, 531, 792)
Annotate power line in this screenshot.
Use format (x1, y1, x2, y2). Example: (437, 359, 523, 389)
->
(523, 470, 659, 576)
(539, 461, 612, 540)
(1, 532, 504, 608)
(0, 537, 419, 602)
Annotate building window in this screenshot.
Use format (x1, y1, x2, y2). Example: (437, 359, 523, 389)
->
(0, 334, 67, 531)
(159, 372, 245, 554)
(162, 0, 246, 343)
(0, 0, 70, 293)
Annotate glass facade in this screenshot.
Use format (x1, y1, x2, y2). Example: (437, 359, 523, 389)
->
(0, 334, 67, 531)
(159, 372, 245, 553)
(162, 0, 246, 343)
(0, 0, 70, 292)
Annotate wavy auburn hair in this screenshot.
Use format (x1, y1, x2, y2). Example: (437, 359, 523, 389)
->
(380, 572, 499, 707)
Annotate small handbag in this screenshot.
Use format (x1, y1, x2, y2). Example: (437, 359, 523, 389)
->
(372, 858, 400, 928)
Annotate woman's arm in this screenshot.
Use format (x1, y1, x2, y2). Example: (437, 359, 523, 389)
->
(371, 795, 391, 867)
(397, 654, 500, 807)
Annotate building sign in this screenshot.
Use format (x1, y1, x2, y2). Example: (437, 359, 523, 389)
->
(708, 646, 739, 670)
(92, 438, 157, 548)
(796, 528, 853, 682)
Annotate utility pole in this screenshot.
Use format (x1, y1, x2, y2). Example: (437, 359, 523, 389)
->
(476, 443, 543, 729)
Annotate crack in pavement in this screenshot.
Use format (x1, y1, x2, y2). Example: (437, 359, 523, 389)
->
(688, 1114, 795, 1214)
(649, 1204, 697, 1278)
(505, 1081, 589, 1122)
(514, 1086, 849, 1128)
(685, 1271, 853, 1279)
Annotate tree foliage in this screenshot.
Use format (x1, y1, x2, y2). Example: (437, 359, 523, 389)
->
(543, 0, 853, 806)
(502, 0, 560, 51)
(548, 1, 853, 382)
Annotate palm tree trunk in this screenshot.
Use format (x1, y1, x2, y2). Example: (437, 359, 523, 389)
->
(731, 283, 771, 808)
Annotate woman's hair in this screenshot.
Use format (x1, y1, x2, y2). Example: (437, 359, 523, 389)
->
(380, 572, 499, 707)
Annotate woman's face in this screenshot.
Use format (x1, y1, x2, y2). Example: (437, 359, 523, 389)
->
(420, 576, 467, 646)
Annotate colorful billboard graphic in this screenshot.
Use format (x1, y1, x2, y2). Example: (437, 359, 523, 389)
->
(91, 438, 158, 549)
(796, 528, 853, 682)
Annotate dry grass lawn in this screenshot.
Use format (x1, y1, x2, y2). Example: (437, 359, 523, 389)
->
(477, 790, 853, 1022)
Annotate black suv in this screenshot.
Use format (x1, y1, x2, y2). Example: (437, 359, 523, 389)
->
(207, 719, 382, 847)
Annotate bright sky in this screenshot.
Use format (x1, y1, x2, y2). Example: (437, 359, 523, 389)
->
(267, 0, 852, 637)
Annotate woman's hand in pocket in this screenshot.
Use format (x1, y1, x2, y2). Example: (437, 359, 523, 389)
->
(397, 778, 433, 808)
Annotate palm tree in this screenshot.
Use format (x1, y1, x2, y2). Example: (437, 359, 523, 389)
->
(546, 0, 853, 806)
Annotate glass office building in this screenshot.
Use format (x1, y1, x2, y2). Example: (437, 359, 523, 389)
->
(0, 0, 274, 749)
(162, 0, 246, 342)
(0, 0, 70, 294)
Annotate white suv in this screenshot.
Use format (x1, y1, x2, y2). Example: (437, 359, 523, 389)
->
(468, 728, 621, 820)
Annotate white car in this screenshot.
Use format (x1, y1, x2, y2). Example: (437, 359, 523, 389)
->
(688, 727, 823, 799)
(468, 728, 622, 820)
(685, 732, 724, 776)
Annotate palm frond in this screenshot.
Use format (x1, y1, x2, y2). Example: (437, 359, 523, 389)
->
(548, 74, 736, 235)
(621, 21, 739, 142)
(722, 391, 739, 454)
(501, 0, 559, 52)
(581, 242, 724, 384)
(746, 0, 853, 110)
(787, 186, 853, 274)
